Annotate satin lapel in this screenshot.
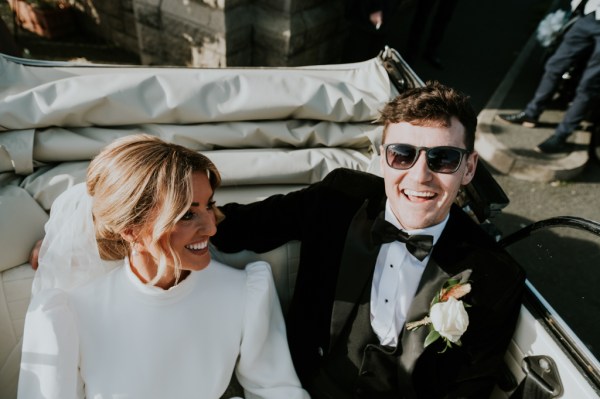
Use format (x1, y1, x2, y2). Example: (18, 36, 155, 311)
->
(398, 258, 450, 372)
(398, 207, 474, 372)
(329, 200, 380, 351)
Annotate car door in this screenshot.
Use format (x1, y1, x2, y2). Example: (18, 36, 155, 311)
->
(491, 217, 600, 398)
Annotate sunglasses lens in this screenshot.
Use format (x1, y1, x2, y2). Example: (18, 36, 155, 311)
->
(427, 147, 463, 173)
(387, 145, 417, 170)
(385, 144, 466, 173)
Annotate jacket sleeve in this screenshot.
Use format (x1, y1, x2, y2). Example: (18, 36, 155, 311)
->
(235, 261, 310, 399)
(213, 168, 384, 254)
(18, 289, 84, 399)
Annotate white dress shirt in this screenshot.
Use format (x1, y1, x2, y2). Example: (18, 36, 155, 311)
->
(572, 0, 600, 19)
(370, 201, 448, 347)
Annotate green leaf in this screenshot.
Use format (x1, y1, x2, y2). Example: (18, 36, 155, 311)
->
(424, 330, 440, 348)
(439, 341, 451, 354)
(444, 278, 460, 288)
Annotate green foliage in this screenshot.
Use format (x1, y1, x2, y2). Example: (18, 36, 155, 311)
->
(424, 329, 440, 348)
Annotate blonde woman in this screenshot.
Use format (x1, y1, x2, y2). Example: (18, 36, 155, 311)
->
(18, 134, 308, 399)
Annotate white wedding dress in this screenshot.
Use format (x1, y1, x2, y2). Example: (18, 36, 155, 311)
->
(17, 184, 309, 399)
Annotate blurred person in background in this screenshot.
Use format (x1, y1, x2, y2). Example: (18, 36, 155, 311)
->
(498, 0, 600, 153)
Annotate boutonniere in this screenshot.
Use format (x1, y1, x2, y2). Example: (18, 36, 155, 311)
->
(406, 277, 472, 352)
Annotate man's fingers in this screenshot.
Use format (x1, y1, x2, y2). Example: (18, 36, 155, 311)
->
(29, 239, 43, 270)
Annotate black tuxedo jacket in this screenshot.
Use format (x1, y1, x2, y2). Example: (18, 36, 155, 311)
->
(213, 168, 525, 398)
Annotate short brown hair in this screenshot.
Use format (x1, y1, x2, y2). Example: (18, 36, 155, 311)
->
(378, 81, 477, 151)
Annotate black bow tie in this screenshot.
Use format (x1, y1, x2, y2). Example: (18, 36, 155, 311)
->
(371, 213, 434, 261)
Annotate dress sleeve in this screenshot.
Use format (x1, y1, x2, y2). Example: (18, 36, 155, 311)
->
(235, 261, 310, 399)
(18, 289, 84, 399)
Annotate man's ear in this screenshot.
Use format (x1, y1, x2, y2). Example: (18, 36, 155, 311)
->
(461, 151, 479, 186)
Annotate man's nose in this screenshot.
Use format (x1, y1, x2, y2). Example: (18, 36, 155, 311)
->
(409, 150, 433, 181)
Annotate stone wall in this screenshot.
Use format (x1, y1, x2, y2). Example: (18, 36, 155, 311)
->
(73, 0, 347, 67)
(72, 0, 139, 56)
(253, 0, 346, 66)
(131, 0, 253, 66)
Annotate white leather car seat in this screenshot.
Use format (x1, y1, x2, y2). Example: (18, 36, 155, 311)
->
(0, 186, 47, 398)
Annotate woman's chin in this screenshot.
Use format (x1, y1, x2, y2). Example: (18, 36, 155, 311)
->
(182, 256, 211, 272)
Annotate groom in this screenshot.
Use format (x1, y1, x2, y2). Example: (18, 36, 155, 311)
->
(212, 81, 525, 398)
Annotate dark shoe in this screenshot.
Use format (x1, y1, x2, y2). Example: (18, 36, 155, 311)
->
(424, 53, 443, 69)
(497, 111, 538, 128)
(536, 135, 570, 154)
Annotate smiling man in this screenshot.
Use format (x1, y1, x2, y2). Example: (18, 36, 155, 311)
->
(213, 81, 525, 399)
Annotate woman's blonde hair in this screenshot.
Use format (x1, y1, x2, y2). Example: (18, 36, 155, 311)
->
(87, 134, 221, 285)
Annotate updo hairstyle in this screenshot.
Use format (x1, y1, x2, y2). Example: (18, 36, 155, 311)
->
(86, 134, 221, 284)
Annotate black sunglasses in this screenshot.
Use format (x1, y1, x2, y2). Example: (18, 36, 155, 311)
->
(384, 143, 470, 174)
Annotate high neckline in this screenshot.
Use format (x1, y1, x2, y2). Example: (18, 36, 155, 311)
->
(122, 257, 200, 302)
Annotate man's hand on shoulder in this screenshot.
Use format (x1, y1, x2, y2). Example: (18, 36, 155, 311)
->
(29, 239, 43, 270)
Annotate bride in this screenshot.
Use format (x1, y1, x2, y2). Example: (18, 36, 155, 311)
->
(18, 134, 309, 399)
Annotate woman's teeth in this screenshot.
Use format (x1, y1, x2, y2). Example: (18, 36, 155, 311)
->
(186, 241, 208, 250)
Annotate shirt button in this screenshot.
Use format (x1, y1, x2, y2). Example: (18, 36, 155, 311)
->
(317, 347, 324, 356)
(385, 299, 389, 303)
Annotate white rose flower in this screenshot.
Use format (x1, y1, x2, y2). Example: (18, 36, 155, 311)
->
(429, 296, 469, 343)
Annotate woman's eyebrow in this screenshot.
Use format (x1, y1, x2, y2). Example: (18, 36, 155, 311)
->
(190, 195, 214, 207)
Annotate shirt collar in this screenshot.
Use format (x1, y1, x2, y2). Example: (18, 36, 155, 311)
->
(384, 200, 448, 246)
(575, 0, 600, 18)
